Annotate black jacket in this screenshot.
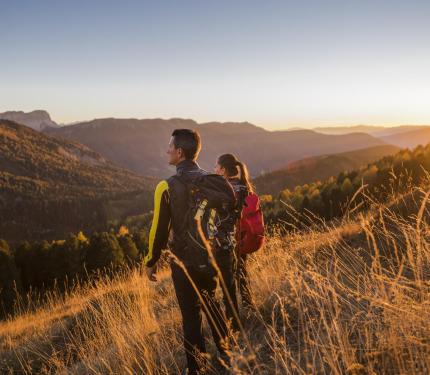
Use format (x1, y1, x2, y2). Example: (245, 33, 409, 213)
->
(144, 159, 207, 267)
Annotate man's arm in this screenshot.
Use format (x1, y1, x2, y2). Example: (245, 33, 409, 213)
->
(144, 180, 171, 268)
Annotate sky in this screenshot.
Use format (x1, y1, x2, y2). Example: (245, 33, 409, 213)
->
(1, 0, 430, 129)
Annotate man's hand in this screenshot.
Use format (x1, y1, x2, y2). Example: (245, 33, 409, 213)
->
(145, 265, 157, 282)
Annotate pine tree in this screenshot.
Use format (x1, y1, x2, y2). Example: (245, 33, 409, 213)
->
(85, 232, 124, 272)
(0, 243, 22, 317)
(118, 234, 139, 264)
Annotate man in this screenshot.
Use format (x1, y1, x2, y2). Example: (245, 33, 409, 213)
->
(144, 129, 230, 375)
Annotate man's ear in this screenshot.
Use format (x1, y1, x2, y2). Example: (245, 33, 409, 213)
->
(177, 147, 184, 158)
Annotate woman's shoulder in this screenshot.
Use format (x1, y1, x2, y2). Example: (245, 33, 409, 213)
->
(228, 177, 242, 186)
(228, 178, 248, 194)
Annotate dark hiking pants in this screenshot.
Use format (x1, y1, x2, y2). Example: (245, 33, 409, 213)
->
(171, 263, 229, 374)
(237, 253, 254, 307)
(215, 249, 240, 331)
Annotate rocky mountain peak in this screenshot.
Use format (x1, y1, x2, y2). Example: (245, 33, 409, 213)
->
(0, 110, 59, 131)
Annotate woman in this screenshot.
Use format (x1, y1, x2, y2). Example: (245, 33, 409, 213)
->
(214, 154, 256, 329)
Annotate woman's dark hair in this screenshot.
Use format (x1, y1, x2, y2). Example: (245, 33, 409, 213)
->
(217, 153, 254, 193)
(171, 129, 201, 160)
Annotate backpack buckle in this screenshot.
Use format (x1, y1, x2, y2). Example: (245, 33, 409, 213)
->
(194, 199, 208, 220)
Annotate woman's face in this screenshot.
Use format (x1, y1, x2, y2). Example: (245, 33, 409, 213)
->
(214, 163, 226, 177)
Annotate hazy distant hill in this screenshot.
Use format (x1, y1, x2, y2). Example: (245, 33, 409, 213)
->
(0, 110, 59, 131)
(254, 144, 400, 195)
(0, 120, 154, 241)
(371, 125, 430, 138)
(313, 124, 429, 137)
(45, 118, 389, 177)
(381, 128, 430, 148)
(312, 125, 386, 135)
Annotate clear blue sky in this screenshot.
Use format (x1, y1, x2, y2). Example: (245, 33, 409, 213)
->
(1, 0, 430, 129)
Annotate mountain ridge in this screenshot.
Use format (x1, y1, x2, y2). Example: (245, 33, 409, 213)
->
(46, 117, 389, 177)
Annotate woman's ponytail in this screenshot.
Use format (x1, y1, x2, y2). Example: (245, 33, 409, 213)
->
(237, 160, 254, 194)
(217, 153, 254, 193)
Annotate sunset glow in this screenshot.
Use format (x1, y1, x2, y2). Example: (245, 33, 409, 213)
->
(1, 0, 429, 129)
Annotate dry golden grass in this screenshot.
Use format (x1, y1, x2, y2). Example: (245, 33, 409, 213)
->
(1, 192, 430, 374)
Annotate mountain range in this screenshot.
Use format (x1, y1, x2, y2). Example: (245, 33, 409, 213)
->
(45, 118, 391, 178)
(6, 110, 430, 178)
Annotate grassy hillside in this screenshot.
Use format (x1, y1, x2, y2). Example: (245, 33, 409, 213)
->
(254, 145, 400, 195)
(0, 188, 429, 374)
(0, 120, 155, 241)
(45, 118, 388, 177)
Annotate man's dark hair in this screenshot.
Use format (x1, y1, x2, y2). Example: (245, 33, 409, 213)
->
(171, 129, 201, 160)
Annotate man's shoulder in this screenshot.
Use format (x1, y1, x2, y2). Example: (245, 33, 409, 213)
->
(187, 168, 209, 178)
(154, 180, 169, 194)
(164, 175, 182, 192)
(169, 168, 208, 182)
(166, 173, 184, 185)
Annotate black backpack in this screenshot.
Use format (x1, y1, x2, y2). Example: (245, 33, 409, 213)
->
(175, 173, 238, 271)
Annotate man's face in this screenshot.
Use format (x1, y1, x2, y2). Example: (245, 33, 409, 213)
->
(167, 137, 183, 166)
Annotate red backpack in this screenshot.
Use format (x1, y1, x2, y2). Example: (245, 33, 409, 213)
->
(237, 192, 265, 254)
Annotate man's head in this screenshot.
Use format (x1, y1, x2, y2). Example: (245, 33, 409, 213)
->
(167, 129, 201, 166)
